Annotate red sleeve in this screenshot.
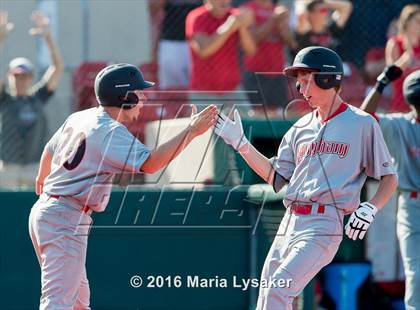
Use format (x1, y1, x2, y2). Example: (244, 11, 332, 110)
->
(186, 8, 206, 39)
(366, 111, 379, 122)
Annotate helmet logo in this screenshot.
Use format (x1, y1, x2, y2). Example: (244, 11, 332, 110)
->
(115, 84, 131, 88)
(323, 65, 336, 68)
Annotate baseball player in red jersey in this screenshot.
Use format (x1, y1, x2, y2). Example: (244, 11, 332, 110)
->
(215, 46, 398, 309)
(29, 64, 218, 309)
(361, 65, 420, 310)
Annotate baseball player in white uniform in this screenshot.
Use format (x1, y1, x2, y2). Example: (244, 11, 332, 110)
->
(361, 66, 420, 310)
(28, 63, 218, 309)
(215, 46, 399, 309)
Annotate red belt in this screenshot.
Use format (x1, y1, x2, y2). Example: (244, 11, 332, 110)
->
(50, 195, 91, 213)
(290, 204, 325, 215)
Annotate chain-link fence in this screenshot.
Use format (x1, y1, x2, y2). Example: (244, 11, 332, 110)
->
(1, 0, 419, 188)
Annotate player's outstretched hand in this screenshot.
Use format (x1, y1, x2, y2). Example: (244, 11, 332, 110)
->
(215, 109, 249, 151)
(345, 202, 378, 240)
(188, 104, 218, 137)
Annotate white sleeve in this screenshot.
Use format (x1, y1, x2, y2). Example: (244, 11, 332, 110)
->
(101, 126, 151, 173)
(363, 120, 396, 180)
(45, 122, 66, 155)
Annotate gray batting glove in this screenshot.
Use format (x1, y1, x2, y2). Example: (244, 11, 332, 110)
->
(345, 202, 378, 240)
(215, 109, 249, 151)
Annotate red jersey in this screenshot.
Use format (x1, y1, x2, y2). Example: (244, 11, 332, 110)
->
(186, 4, 241, 92)
(390, 35, 420, 112)
(242, 0, 285, 73)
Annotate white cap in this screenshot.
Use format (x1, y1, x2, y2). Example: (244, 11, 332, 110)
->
(9, 57, 34, 74)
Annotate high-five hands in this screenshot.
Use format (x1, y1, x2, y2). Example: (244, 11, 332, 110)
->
(189, 104, 218, 137)
(215, 109, 249, 151)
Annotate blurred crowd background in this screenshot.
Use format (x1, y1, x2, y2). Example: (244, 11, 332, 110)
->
(0, 0, 419, 187)
(1, 1, 420, 309)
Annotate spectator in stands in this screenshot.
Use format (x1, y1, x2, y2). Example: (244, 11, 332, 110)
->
(148, 0, 202, 90)
(186, 0, 256, 115)
(241, 0, 297, 115)
(386, 4, 420, 113)
(0, 11, 64, 186)
(294, 0, 352, 54)
(186, 0, 255, 186)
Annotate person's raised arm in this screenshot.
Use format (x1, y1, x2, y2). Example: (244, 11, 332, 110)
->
(360, 65, 403, 113)
(326, 0, 353, 28)
(0, 10, 14, 93)
(237, 8, 256, 56)
(141, 104, 218, 173)
(386, 37, 413, 70)
(29, 11, 64, 92)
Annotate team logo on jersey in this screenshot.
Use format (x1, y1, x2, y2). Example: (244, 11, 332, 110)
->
(296, 139, 349, 163)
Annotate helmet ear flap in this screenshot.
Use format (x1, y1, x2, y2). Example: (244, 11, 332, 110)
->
(314, 73, 341, 89)
(119, 92, 139, 109)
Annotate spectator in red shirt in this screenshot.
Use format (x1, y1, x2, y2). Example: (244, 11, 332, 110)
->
(386, 4, 420, 113)
(241, 0, 297, 115)
(186, 0, 256, 115)
(186, 0, 256, 186)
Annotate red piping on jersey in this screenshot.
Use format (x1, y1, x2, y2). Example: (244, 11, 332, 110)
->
(290, 204, 325, 215)
(368, 112, 379, 122)
(316, 102, 348, 124)
(50, 195, 91, 213)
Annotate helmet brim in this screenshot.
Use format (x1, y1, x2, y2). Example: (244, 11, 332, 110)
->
(283, 66, 318, 77)
(141, 80, 155, 89)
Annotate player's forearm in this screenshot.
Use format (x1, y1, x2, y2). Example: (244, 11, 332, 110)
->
(369, 174, 398, 210)
(239, 26, 256, 55)
(37, 148, 53, 181)
(360, 86, 382, 114)
(238, 143, 274, 184)
(141, 127, 196, 173)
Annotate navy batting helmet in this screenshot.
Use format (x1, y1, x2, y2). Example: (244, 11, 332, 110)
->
(94, 63, 155, 109)
(403, 69, 420, 107)
(284, 46, 343, 90)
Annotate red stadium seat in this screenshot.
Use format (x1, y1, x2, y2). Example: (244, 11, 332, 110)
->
(341, 62, 367, 108)
(72, 62, 108, 111)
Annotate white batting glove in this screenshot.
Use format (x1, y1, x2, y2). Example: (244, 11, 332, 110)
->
(345, 202, 378, 240)
(214, 109, 249, 151)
